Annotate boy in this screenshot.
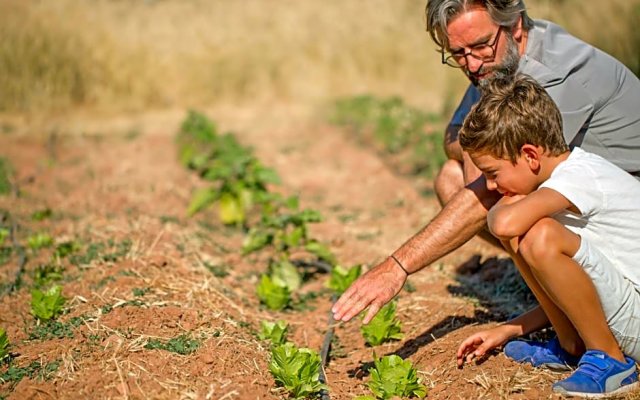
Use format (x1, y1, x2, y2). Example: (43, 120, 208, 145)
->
(455, 74, 640, 398)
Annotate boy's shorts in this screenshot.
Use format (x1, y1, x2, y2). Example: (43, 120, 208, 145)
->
(573, 237, 640, 362)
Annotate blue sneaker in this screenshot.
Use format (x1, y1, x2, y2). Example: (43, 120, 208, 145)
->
(504, 337, 580, 371)
(552, 350, 639, 398)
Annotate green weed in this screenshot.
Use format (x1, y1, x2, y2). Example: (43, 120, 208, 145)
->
(29, 317, 84, 340)
(31, 208, 53, 221)
(132, 287, 150, 297)
(0, 359, 60, 385)
(330, 95, 446, 179)
(144, 334, 200, 355)
(203, 262, 229, 278)
(69, 238, 131, 266)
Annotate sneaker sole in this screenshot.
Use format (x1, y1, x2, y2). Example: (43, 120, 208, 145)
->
(553, 381, 640, 398)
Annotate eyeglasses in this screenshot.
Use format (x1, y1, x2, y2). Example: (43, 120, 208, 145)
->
(441, 27, 503, 68)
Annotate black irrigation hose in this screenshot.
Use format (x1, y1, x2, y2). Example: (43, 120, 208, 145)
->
(292, 257, 336, 399)
(318, 294, 337, 400)
(1, 217, 27, 297)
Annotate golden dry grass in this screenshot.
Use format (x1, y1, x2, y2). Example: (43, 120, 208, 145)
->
(0, 0, 638, 118)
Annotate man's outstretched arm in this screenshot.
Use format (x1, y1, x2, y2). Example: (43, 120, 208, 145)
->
(332, 176, 501, 323)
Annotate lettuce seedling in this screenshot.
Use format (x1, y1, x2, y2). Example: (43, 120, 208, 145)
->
(257, 274, 291, 311)
(31, 285, 66, 321)
(258, 320, 288, 346)
(326, 264, 362, 294)
(367, 354, 427, 399)
(27, 232, 53, 251)
(360, 301, 403, 346)
(270, 258, 302, 292)
(0, 328, 9, 362)
(269, 342, 327, 399)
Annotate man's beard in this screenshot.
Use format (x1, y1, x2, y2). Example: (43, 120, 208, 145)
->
(468, 33, 520, 90)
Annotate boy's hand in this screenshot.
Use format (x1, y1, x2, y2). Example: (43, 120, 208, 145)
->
(456, 326, 515, 367)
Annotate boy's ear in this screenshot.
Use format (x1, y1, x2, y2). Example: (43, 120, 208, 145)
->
(520, 144, 541, 171)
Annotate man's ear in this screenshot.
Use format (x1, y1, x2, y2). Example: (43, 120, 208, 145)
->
(520, 144, 541, 171)
(512, 16, 523, 41)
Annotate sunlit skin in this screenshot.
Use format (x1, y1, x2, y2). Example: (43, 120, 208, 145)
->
(446, 6, 526, 85)
(469, 145, 563, 197)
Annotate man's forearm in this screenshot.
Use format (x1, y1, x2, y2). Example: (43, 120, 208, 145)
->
(392, 178, 500, 273)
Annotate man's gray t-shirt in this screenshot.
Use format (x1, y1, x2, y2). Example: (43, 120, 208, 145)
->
(449, 19, 640, 177)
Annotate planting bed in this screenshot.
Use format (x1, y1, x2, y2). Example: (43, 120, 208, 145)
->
(2, 112, 638, 400)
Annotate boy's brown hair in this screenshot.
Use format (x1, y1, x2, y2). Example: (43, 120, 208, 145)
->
(459, 74, 568, 163)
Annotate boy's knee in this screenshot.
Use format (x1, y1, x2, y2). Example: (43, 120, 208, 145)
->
(519, 218, 564, 266)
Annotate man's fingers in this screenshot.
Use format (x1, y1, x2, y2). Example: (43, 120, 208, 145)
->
(362, 301, 382, 325)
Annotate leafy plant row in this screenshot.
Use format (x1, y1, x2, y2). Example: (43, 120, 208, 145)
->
(176, 111, 427, 399)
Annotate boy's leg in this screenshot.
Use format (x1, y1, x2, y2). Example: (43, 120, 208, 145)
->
(502, 235, 584, 357)
(516, 217, 625, 363)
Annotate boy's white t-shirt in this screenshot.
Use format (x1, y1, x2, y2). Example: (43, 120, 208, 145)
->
(539, 147, 640, 288)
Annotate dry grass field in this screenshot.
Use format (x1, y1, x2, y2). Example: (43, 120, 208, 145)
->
(1, 0, 638, 121)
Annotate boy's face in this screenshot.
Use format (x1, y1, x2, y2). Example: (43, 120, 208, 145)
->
(470, 152, 539, 196)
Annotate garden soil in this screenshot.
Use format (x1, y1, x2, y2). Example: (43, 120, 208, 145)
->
(2, 109, 639, 400)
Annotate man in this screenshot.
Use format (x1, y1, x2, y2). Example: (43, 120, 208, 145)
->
(332, 0, 640, 325)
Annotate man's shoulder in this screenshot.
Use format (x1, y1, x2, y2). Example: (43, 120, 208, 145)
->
(520, 20, 595, 84)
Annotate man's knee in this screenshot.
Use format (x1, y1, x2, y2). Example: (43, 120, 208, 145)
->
(434, 159, 464, 206)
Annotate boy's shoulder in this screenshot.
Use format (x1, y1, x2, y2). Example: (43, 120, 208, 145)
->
(547, 147, 640, 191)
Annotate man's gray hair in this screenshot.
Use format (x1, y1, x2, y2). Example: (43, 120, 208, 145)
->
(426, 0, 534, 50)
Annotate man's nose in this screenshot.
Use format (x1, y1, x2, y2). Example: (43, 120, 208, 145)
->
(465, 56, 483, 74)
(486, 178, 497, 191)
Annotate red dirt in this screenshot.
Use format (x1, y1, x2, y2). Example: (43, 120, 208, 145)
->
(1, 113, 638, 400)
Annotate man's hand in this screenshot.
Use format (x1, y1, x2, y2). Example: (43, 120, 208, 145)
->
(456, 325, 518, 367)
(332, 257, 407, 324)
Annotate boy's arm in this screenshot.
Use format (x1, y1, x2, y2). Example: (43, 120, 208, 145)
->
(488, 188, 573, 239)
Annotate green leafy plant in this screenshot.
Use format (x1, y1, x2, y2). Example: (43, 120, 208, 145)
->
(144, 334, 200, 355)
(53, 240, 81, 259)
(0, 328, 10, 362)
(177, 111, 281, 224)
(365, 354, 427, 399)
(31, 208, 53, 221)
(326, 264, 362, 294)
(33, 263, 64, 288)
(256, 274, 291, 311)
(269, 258, 302, 292)
(360, 301, 403, 346)
(269, 342, 327, 399)
(27, 232, 53, 251)
(31, 285, 66, 321)
(242, 197, 325, 256)
(258, 320, 289, 346)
